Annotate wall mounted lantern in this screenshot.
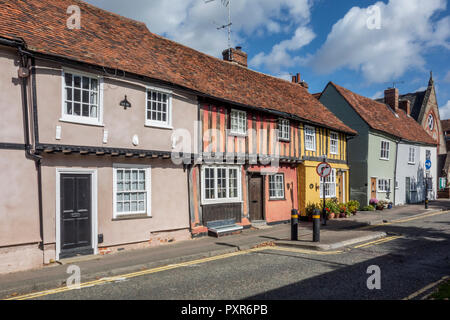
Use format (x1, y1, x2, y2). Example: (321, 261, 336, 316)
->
(120, 95, 131, 110)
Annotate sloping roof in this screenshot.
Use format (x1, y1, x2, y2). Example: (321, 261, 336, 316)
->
(0, 0, 356, 135)
(376, 91, 426, 121)
(441, 119, 450, 132)
(329, 82, 436, 145)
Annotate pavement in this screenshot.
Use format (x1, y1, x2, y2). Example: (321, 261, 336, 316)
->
(0, 200, 448, 299)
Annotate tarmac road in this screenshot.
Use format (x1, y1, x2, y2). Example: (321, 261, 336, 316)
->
(23, 210, 450, 300)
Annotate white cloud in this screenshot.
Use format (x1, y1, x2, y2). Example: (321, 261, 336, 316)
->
(310, 0, 450, 83)
(250, 26, 316, 72)
(371, 91, 384, 99)
(439, 100, 450, 119)
(86, 0, 313, 58)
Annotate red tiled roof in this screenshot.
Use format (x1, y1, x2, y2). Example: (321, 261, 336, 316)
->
(329, 82, 436, 145)
(0, 0, 356, 135)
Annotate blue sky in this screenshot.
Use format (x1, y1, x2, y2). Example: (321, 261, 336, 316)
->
(86, 0, 450, 117)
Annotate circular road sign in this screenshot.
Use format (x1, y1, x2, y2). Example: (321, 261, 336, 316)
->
(316, 162, 332, 178)
(425, 160, 432, 170)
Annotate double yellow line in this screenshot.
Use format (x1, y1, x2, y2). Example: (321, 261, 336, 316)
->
(5, 247, 270, 300)
(353, 235, 403, 249)
(360, 210, 450, 230)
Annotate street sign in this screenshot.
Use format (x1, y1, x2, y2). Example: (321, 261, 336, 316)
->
(316, 162, 332, 178)
(425, 160, 432, 170)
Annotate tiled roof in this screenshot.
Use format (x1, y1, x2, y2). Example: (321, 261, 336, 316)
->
(329, 82, 436, 145)
(441, 119, 450, 132)
(376, 91, 427, 121)
(0, 0, 356, 135)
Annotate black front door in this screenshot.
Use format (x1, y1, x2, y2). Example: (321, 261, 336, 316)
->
(249, 175, 264, 221)
(60, 174, 93, 258)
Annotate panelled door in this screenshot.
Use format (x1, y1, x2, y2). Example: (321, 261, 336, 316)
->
(60, 174, 93, 258)
(371, 177, 377, 199)
(338, 173, 344, 203)
(249, 175, 264, 221)
(405, 177, 411, 204)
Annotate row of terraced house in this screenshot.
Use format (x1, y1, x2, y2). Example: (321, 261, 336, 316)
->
(0, 0, 444, 274)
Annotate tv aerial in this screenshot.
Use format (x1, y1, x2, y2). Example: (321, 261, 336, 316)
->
(205, 0, 232, 54)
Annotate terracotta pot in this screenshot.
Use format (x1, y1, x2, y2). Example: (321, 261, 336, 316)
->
(329, 213, 335, 219)
(339, 213, 346, 218)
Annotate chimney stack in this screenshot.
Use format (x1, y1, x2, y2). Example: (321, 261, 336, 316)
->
(222, 46, 247, 67)
(399, 100, 411, 116)
(291, 72, 309, 91)
(384, 88, 399, 112)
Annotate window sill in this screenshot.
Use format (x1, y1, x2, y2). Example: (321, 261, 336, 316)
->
(269, 197, 286, 201)
(112, 214, 152, 221)
(408, 162, 416, 165)
(202, 200, 243, 206)
(379, 158, 390, 161)
(229, 132, 247, 137)
(279, 138, 291, 143)
(305, 148, 316, 152)
(145, 122, 173, 130)
(59, 117, 104, 127)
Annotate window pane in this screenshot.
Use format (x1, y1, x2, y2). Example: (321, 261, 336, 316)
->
(82, 77, 90, 90)
(65, 88, 72, 101)
(74, 103, 81, 116)
(74, 76, 81, 88)
(82, 104, 89, 117)
(65, 102, 72, 115)
(91, 78, 98, 91)
(65, 73, 73, 87)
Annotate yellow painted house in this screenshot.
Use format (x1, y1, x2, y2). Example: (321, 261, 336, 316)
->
(298, 124, 350, 216)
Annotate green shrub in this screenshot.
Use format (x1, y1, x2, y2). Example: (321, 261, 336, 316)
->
(306, 202, 321, 216)
(361, 205, 375, 211)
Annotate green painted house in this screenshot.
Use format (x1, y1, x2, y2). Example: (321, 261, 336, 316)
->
(317, 82, 437, 206)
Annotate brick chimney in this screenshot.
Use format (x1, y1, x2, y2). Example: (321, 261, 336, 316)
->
(291, 72, 309, 91)
(222, 46, 247, 67)
(384, 88, 399, 112)
(399, 100, 411, 116)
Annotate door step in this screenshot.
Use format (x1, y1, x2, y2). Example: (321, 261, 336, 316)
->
(207, 219, 243, 237)
(251, 220, 270, 229)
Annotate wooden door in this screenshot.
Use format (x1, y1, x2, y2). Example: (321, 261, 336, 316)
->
(249, 175, 264, 221)
(405, 177, 411, 204)
(60, 174, 93, 258)
(370, 177, 377, 199)
(338, 173, 344, 203)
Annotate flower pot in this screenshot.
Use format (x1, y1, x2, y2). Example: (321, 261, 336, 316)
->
(339, 213, 346, 218)
(329, 213, 335, 219)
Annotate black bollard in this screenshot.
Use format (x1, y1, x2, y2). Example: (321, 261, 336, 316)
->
(291, 209, 298, 241)
(313, 209, 320, 242)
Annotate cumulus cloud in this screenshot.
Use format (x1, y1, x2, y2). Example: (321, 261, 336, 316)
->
(250, 26, 316, 72)
(310, 0, 450, 83)
(439, 100, 450, 120)
(86, 0, 313, 58)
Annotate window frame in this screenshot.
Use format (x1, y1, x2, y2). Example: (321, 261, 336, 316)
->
(201, 165, 242, 205)
(229, 109, 247, 136)
(112, 164, 151, 219)
(380, 140, 390, 160)
(145, 86, 173, 129)
(278, 119, 290, 141)
(320, 168, 336, 198)
(410, 177, 417, 192)
(377, 178, 391, 193)
(304, 125, 316, 151)
(330, 131, 339, 155)
(61, 69, 104, 126)
(408, 147, 416, 164)
(269, 173, 285, 200)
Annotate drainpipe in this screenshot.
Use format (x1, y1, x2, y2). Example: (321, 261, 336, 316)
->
(393, 139, 399, 206)
(17, 45, 44, 250)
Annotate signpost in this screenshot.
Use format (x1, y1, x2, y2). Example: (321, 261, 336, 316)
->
(425, 160, 431, 209)
(315, 160, 332, 242)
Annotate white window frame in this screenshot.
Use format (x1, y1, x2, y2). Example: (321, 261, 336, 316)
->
(278, 119, 290, 141)
(408, 147, 416, 164)
(320, 169, 336, 198)
(304, 125, 316, 151)
(61, 69, 104, 126)
(113, 164, 151, 219)
(230, 109, 247, 135)
(330, 131, 339, 155)
(145, 86, 173, 129)
(269, 174, 285, 200)
(377, 178, 391, 193)
(410, 177, 417, 192)
(380, 140, 390, 160)
(201, 166, 242, 205)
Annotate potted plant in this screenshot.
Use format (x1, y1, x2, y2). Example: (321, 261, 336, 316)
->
(347, 200, 360, 215)
(376, 200, 386, 210)
(387, 202, 393, 209)
(369, 198, 378, 207)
